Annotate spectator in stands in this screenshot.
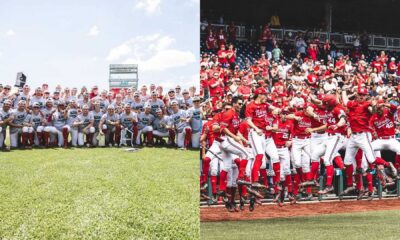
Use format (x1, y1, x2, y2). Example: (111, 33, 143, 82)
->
(272, 45, 283, 62)
(295, 35, 307, 58)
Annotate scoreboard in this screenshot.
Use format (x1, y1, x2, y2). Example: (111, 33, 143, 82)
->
(109, 64, 138, 90)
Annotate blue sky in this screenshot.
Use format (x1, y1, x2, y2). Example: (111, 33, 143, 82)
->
(0, 0, 199, 92)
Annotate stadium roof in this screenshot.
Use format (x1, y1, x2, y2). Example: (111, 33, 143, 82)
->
(201, 0, 400, 36)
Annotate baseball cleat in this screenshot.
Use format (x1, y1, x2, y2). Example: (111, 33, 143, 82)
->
(356, 189, 366, 200)
(288, 193, 297, 204)
(249, 197, 255, 212)
(200, 193, 211, 201)
(237, 179, 252, 186)
(339, 186, 356, 196)
(303, 193, 313, 201)
(367, 191, 374, 201)
(246, 187, 264, 198)
(217, 191, 230, 203)
(200, 182, 208, 191)
(211, 194, 218, 204)
(239, 197, 246, 211)
(299, 180, 315, 187)
(388, 162, 398, 177)
(251, 182, 266, 189)
(318, 185, 334, 195)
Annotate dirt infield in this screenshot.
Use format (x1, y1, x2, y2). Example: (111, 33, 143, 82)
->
(201, 198, 400, 222)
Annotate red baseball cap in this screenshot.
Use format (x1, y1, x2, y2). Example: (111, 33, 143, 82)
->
(358, 88, 369, 95)
(255, 87, 267, 95)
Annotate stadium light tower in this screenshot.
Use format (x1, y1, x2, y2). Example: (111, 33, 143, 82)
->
(109, 64, 139, 92)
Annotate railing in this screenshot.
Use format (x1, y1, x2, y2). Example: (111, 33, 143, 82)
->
(201, 23, 400, 51)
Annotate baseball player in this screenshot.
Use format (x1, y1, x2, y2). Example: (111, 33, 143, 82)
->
(44, 101, 69, 148)
(217, 96, 249, 202)
(66, 100, 79, 147)
(41, 99, 56, 147)
(8, 100, 29, 148)
(30, 87, 45, 109)
(26, 102, 46, 147)
(99, 105, 121, 147)
(74, 104, 95, 147)
(90, 101, 104, 146)
(187, 96, 202, 148)
(286, 102, 318, 200)
(147, 91, 165, 115)
(271, 109, 296, 205)
(245, 87, 280, 189)
(0, 99, 13, 150)
(136, 104, 155, 146)
(131, 92, 144, 113)
(119, 104, 138, 146)
(340, 88, 397, 195)
(152, 108, 170, 145)
(169, 100, 192, 149)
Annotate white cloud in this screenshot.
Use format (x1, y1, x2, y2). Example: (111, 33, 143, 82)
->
(6, 29, 15, 36)
(135, 0, 161, 15)
(107, 34, 195, 72)
(87, 25, 99, 36)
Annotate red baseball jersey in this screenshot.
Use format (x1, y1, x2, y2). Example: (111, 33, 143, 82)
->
(238, 120, 250, 141)
(293, 111, 312, 138)
(264, 112, 275, 137)
(245, 101, 270, 132)
(309, 104, 328, 132)
(272, 118, 293, 147)
(370, 104, 397, 137)
(220, 108, 240, 135)
(346, 100, 372, 133)
(326, 105, 347, 135)
(201, 120, 216, 146)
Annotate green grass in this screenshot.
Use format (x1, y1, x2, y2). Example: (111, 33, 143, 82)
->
(201, 210, 400, 240)
(0, 147, 199, 240)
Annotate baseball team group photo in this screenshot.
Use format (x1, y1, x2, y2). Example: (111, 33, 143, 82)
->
(199, 0, 400, 239)
(0, 1, 199, 239)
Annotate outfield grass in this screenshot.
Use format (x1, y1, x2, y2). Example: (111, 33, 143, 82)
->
(201, 209, 400, 240)
(0, 147, 198, 239)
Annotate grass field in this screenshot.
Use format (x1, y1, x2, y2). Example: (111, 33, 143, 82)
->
(201, 209, 400, 240)
(0, 147, 199, 239)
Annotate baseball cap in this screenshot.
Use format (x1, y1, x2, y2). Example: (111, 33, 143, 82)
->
(33, 102, 40, 108)
(254, 87, 267, 95)
(3, 99, 12, 105)
(156, 108, 162, 113)
(170, 100, 178, 105)
(168, 89, 175, 93)
(358, 88, 369, 95)
(182, 89, 189, 94)
(144, 103, 151, 109)
(151, 91, 157, 96)
(46, 98, 54, 103)
(193, 96, 200, 101)
(107, 105, 115, 109)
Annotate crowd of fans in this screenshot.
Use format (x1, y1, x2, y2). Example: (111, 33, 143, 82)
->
(0, 83, 201, 151)
(200, 22, 400, 212)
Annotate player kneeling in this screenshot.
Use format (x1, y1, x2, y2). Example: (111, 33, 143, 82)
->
(136, 104, 155, 147)
(74, 105, 95, 147)
(119, 104, 138, 147)
(169, 100, 192, 150)
(152, 108, 170, 146)
(99, 105, 121, 147)
(9, 100, 30, 149)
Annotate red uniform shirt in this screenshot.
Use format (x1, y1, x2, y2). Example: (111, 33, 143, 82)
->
(217, 49, 228, 64)
(370, 104, 397, 138)
(245, 101, 269, 132)
(272, 118, 293, 147)
(220, 108, 240, 135)
(326, 105, 347, 135)
(202, 120, 216, 146)
(309, 104, 328, 133)
(264, 112, 275, 138)
(346, 100, 372, 133)
(293, 111, 312, 138)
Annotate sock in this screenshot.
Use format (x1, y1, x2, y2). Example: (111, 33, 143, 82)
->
(184, 128, 192, 148)
(234, 158, 241, 168)
(168, 129, 175, 144)
(293, 173, 300, 195)
(355, 174, 363, 190)
(345, 164, 354, 187)
(285, 175, 293, 193)
(273, 162, 281, 192)
(333, 156, 344, 169)
(310, 161, 319, 181)
(326, 165, 334, 186)
(202, 157, 211, 184)
(62, 128, 69, 146)
(146, 131, 153, 145)
(230, 187, 237, 203)
(395, 155, 400, 169)
(366, 173, 373, 192)
(44, 132, 50, 146)
(210, 176, 217, 194)
(238, 159, 248, 179)
(260, 169, 268, 187)
(29, 133, 34, 146)
(219, 170, 228, 192)
(251, 154, 263, 183)
(22, 132, 28, 146)
(305, 172, 312, 194)
(115, 126, 121, 145)
(37, 132, 43, 146)
(296, 167, 304, 182)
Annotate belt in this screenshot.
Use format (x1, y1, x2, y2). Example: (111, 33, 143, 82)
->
(352, 132, 365, 135)
(294, 136, 310, 139)
(379, 136, 395, 140)
(328, 133, 340, 136)
(276, 145, 287, 149)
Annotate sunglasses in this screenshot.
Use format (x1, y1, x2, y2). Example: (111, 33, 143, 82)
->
(4, 88, 10, 90)
(238, 103, 243, 105)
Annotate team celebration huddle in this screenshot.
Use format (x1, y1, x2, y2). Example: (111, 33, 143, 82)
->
(0, 84, 201, 150)
(199, 28, 400, 213)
